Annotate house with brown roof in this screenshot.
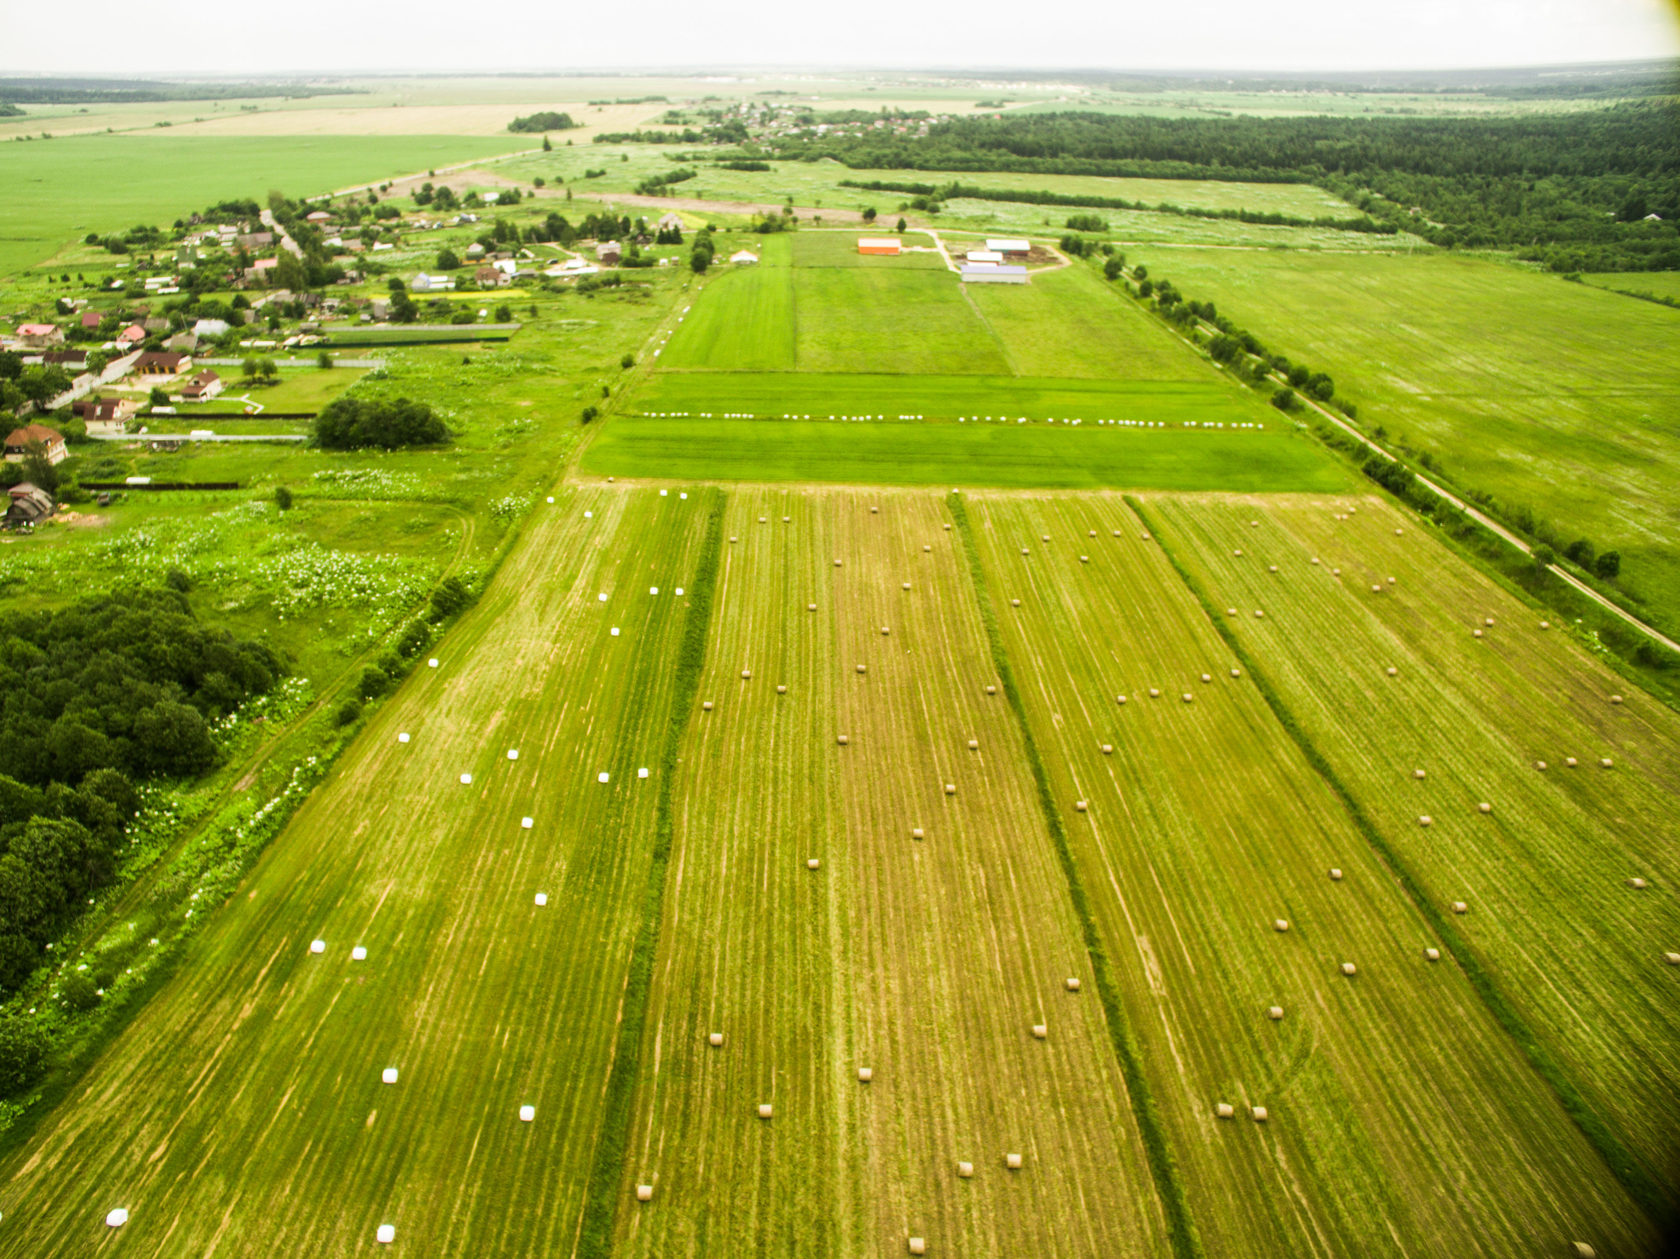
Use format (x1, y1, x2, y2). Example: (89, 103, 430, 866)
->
(475, 265, 507, 288)
(181, 370, 223, 401)
(80, 310, 104, 330)
(3, 424, 68, 465)
(133, 351, 191, 378)
(5, 483, 55, 529)
(81, 396, 140, 436)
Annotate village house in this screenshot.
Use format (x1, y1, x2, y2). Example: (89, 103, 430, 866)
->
(305, 210, 332, 224)
(656, 212, 684, 234)
(181, 370, 223, 402)
(411, 272, 455, 292)
(115, 324, 146, 348)
(3, 423, 68, 464)
(15, 323, 65, 349)
(80, 310, 104, 331)
(597, 240, 623, 264)
(133, 351, 192, 379)
(475, 265, 507, 288)
(5, 483, 55, 529)
(237, 231, 274, 250)
(42, 349, 90, 372)
(81, 396, 140, 435)
(164, 331, 199, 354)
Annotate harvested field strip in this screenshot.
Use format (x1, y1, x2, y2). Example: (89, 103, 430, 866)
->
(612, 489, 1170, 1257)
(1141, 492, 1680, 1213)
(576, 493, 726, 1257)
(962, 491, 1655, 1258)
(0, 488, 713, 1257)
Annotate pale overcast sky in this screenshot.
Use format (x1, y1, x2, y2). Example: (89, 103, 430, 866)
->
(3, 0, 1677, 75)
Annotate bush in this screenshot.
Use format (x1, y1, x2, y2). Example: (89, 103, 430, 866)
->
(0, 1013, 47, 1097)
(428, 575, 473, 621)
(334, 698, 363, 726)
(61, 971, 100, 1012)
(581, 405, 599, 424)
(1270, 388, 1297, 412)
(273, 486, 293, 512)
(620, 353, 635, 369)
(1595, 551, 1621, 579)
(314, 397, 446, 451)
(357, 666, 390, 700)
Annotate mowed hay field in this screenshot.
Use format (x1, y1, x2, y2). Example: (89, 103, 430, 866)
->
(959, 492, 1657, 1258)
(1144, 493, 1680, 1203)
(0, 488, 718, 1256)
(1142, 249, 1680, 628)
(613, 490, 1168, 1256)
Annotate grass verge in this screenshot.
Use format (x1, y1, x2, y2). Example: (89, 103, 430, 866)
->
(1127, 494, 1675, 1231)
(574, 490, 728, 1257)
(947, 491, 1201, 1259)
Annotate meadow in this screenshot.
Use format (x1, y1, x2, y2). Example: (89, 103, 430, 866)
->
(1132, 248, 1680, 630)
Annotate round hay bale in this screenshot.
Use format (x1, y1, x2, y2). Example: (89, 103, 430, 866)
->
(1387, 576, 1396, 584)
(1386, 667, 1398, 677)
(1182, 693, 1194, 703)
(1201, 673, 1212, 683)
(1117, 695, 1129, 705)
(1267, 1006, 1283, 1021)
(1227, 608, 1238, 617)
(1075, 801, 1088, 812)
(1149, 688, 1160, 698)
(858, 1067, 873, 1082)
(709, 1032, 724, 1047)
(1419, 815, 1433, 827)
(1414, 768, 1426, 780)
(637, 1185, 653, 1202)
(1601, 758, 1614, 769)
(1610, 694, 1624, 705)
(598, 772, 610, 783)
(729, 537, 738, 545)
(967, 739, 979, 750)
(1395, 528, 1403, 536)
(837, 734, 849, 745)
(1021, 548, 1029, 556)
(808, 603, 817, 611)
(1274, 919, 1290, 933)
(1329, 868, 1343, 881)
(520, 1105, 536, 1122)
(1005, 1153, 1023, 1170)
(1230, 668, 1242, 679)
(429, 658, 439, 668)
(1215, 1103, 1234, 1119)
(1627, 877, 1648, 890)
(1252, 1106, 1268, 1122)
(784, 516, 791, 523)
(944, 783, 956, 795)
(1101, 744, 1113, 755)
(1664, 953, 1680, 966)
(1254, 610, 1264, 619)
(1042, 534, 1050, 542)
(1371, 585, 1382, 593)
(986, 684, 997, 694)
(398, 732, 411, 744)
(1031, 1022, 1047, 1039)
(1536, 760, 1548, 771)
(1341, 962, 1357, 976)
(1485, 617, 1495, 627)
(1112, 530, 1122, 538)
(1425, 948, 1440, 961)
(1066, 977, 1081, 991)
(1089, 529, 1098, 538)
(1451, 901, 1468, 914)
(881, 626, 890, 636)
(535, 892, 548, 907)
(857, 664, 867, 674)
(1081, 555, 1090, 563)
(522, 817, 534, 829)
(807, 858, 820, 870)
(741, 669, 752, 679)
(957, 1161, 974, 1178)
(758, 1104, 773, 1119)
(1011, 598, 1021, 607)
(1140, 532, 1151, 541)
(105, 1209, 131, 1228)
(911, 827, 924, 839)
(1540, 621, 1550, 630)
(310, 939, 326, 954)
(1311, 557, 1320, 565)
(703, 701, 714, 711)
(1250, 520, 1259, 528)
(903, 582, 912, 590)
(1565, 757, 1577, 768)
(460, 773, 473, 785)
(1332, 568, 1341, 577)
(777, 684, 787, 694)
(376, 1224, 395, 1244)
(508, 748, 520, 761)
(1234, 549, 1243, 557)
(908, 1238, 925, 1256)
(945, 523, 952, 531)
(759, 516, 767, 523)
(834, 559, 843, 567)
(1473, 629, 1484, 638)
(1478, 802, 1492, 814)
(383, 1068, 399, 1084)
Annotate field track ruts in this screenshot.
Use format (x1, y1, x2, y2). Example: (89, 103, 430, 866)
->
(611, 488, 1169, 1257)
(962, 489, 1655, 1259)
(1143, 491, 1680, 1210)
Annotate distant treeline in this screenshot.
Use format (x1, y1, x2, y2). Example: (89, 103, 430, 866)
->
(595, 120, 748, 145)
(634, 167, 697, 196)
(778, 103, 1680, 270)
(0, 77, 359, 104)
(508, 111, 577, 133)
(839, 178, 1397, 234)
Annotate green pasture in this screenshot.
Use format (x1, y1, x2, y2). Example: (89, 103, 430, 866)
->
(581, 416, 1344, 491)
(0, 132, 533, 280)
(167, 366, 368, 413)
(1580, 271, 1680, 301)
(1139, 248, 1680, 629)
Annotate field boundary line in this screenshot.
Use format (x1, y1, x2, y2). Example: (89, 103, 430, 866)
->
(1127, 494, 1675, 1229)
(947, 492, 1203, 1259)
(573, 491, 728, 1258)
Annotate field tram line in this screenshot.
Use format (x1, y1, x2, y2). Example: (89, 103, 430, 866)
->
(946, 491, 1204, 1259)
(1124, 494, 1675, 1231)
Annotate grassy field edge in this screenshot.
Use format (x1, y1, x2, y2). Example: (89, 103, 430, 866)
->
(1126, 494, 1676, 1231)
(574, 491, 729, 1258)
(947, 491, 1202, 1259)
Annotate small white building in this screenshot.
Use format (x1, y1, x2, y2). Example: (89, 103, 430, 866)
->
(411, 272, 456, 292)
(966, 249, 1005, 264)
(961, 264, 1027, 284)
(986, 238, 1031, 256)
(730, 250, 760, 265)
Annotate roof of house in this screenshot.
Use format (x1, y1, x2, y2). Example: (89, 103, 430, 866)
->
(117, 324, 146, 342)
(730, 250, 759, 263)
(189, 369, 219, 386)
(5, 424, 65, 448)
(986, 238, 1032, 252)
(135, 351, 186, 370)
(81, 311, 104, 327)
(17, 323, 58, 336)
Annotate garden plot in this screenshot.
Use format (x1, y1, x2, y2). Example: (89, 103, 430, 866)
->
(1144, 492, 1680, 1210)
(961, 491, 1655, 1259)
(612, 489, 1168, 1258)
(0, 487, 715, 1257)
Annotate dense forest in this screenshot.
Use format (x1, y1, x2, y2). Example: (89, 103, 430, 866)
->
(0, 586, 283, 995)
(771, 101, 1680, 270)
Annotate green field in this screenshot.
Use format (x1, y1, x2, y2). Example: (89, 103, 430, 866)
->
(1580, 271, 1680, 301)
(1135, 249, 1680, 629)
(0, 132, 533, 279)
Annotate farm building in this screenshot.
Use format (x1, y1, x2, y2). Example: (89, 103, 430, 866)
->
(4, 424, 68, 464)
(858, 238, 902, 256)
(598, 241, 623, 264)
(411, 272, 456, 292)
(961, 264, 1028, 284)
(134, 351, 191, 378)
(182, 370, 223, 401)
(656, 212, 684, 233)
(731, 250, 760, 265)
(966, 249, 1005, 264)
(4, 483, 54, 529)
(15, 323, 64, 348)
(987, 238, 1032, 256)
(475, 265, 508, 288)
